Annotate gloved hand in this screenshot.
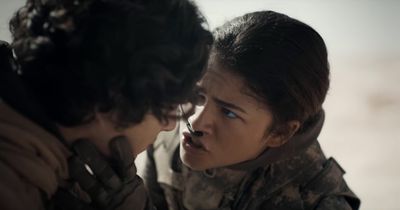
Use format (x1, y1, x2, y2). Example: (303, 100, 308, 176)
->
(68, 136, 151, 210)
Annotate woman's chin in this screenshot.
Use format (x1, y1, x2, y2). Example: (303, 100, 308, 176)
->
(180, 148, 211, 171)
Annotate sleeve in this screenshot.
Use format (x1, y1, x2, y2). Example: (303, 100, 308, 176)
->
(0, 161, 45, 210)
(142, 146, 169, 210)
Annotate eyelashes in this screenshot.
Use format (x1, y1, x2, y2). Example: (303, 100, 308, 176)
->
(193, 86, 240, 120)
(221, 107, 238, 119)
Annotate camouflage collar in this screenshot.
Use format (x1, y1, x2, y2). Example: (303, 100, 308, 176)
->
(227, 110, 325, 171)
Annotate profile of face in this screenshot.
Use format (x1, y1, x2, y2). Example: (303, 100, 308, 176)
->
(180, 57, 288, 170)
(62, 111, 178, 157)
(118, 113, 178, 156)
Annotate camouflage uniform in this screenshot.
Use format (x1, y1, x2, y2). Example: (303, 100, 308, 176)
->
(143, 111, 360, 210)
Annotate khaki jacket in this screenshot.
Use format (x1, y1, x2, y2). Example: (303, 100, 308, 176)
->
(0, 41, 153, 210)
(0, 100, 71, 210)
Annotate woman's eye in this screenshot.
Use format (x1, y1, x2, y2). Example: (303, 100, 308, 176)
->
(221, 107, 238, 119)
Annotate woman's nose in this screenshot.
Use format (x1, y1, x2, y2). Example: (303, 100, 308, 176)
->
(191, 105, 213, 136)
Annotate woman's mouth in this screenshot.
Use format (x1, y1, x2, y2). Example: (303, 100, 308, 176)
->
(182, 132, 209, 152)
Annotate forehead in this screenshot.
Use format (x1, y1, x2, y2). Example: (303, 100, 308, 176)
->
(200, 59, 243, 92)
(200, 58, 267, 111)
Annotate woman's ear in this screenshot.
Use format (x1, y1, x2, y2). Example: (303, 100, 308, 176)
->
(264, 120, 301, 148)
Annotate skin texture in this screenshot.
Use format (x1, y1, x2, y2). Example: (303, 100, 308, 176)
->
(180, 57, 297, 171)
(59, 112, 177, 157)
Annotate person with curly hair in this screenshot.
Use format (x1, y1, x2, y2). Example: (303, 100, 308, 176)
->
(0, 0, 212, 209)
(143, 11, 360, 210)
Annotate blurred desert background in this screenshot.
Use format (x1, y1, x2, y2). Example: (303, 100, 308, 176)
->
(1, 0, 399, 209)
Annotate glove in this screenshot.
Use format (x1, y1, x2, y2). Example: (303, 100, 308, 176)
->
(52, 187, 95, 210)
(68, 136, 150, 210)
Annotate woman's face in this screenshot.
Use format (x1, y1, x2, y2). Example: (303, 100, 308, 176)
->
(180, 58, 280, 170)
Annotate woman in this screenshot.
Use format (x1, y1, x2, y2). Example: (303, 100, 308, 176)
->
(143, 11, 360, 210)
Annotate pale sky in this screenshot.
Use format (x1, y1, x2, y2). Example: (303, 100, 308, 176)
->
(1, 0, 400, 57)
(195, 0, 400, 57)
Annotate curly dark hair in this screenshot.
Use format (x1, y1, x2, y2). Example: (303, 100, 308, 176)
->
(213, 11, 330, 134)
(9, 0, 212, 127)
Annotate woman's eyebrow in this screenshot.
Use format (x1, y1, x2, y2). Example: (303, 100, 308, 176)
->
(212, 97, 247, 114)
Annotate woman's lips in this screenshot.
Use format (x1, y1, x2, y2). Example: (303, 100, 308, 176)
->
(182, 132, 209, 152)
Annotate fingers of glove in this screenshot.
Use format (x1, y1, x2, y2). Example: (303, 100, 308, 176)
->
(52, 188, 95, 210)
(72, 139, 122, 190)
(109, 136, 136, 181)
(68, 156, 110, 206)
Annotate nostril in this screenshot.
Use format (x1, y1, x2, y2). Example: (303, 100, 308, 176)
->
(193, 130, 203, 137)
(186, 122, 203, 137)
